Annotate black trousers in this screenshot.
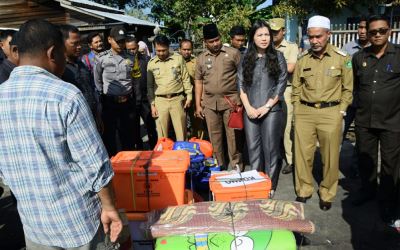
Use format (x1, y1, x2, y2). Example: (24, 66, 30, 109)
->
(356, 126, 400, 220)
(133, 101, 158, 149)
(342, 105, 356, 141)
(101, 96, 137, 156)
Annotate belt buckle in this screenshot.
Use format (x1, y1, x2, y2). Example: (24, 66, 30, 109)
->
(165, 94, 172, 98)
(117, 96, 128, 103)
(314, 103, 321, 109)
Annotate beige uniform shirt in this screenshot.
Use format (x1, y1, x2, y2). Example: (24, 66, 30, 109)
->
(185, 56, 197, 84)
(147, 52, 192, 105)
(195, 46, 241, 110)
(292, 43, 353, 112)
(276, 39, 299, 84)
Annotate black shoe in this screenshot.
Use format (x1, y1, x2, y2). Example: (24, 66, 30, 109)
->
(294, 232, 311, 246)
(281, 164, 293, 174)
(319, 199, 332, 211)
(296, 195, 312, 203)
(352, 192, 375, 206)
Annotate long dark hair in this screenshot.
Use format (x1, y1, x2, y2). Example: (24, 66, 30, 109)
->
(243, 20, 281, 86)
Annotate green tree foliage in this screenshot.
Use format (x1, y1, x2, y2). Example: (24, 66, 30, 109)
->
(125, 8, 151, 21)
(151, 0, 271, 43)
(272, 0, 400, 19)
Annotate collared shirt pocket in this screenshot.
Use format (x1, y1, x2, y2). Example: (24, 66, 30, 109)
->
(300, 69, 315, 89)
(326, 68, 342, 89)
(103, 63, 116, 81)
(152, 67, 161, 80)
(171, 65, 181, 80)
(223, 57, 235, 72)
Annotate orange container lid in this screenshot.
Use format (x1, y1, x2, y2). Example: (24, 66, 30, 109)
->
(125, 212, 147, 221)
(209, 171, 271, 194)
(111, 150, 190, 173)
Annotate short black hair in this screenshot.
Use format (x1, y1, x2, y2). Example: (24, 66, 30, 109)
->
(229, 26, 246, 38)
(59, 24, 79, 42)
(179, 39, 193, 48)
(9, 31, 19, 46)
(153, 35, 170, 47)
(0, 29, 17, 42)
(86, 32, 102, 45)
(126, 36, 138, 43)
(16, 19, 63, 56)
(359, 15, 368, 23)
(367, 15, 390, 30)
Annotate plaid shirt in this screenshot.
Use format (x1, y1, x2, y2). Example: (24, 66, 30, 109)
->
(0, 66, 113, 247)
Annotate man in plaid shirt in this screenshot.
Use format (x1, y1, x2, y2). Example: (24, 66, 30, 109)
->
(0, 19, 122, 249)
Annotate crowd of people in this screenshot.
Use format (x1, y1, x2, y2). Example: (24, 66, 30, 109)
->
(0, 12, 399, 249)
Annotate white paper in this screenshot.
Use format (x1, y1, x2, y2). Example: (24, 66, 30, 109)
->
(215, 170, 266, 188)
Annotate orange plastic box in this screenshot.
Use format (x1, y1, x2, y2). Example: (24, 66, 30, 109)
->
(209, 171, 272, 202)
(111, 151, 190, 212)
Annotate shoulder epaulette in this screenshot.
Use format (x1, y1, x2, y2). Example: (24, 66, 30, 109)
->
(98, 50, 110, 58)
(298, 49, 310, 59)
(149, 56, 157, 62)
(333, 48, 348, 57)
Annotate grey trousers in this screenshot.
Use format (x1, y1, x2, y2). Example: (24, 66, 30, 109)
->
(25, 225, 113, 250)
(244, 110, 284, 190)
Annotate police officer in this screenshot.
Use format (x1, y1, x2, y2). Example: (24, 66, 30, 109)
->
(94, 26, 137, 156)
(195, 23, 243, 170)
(292, 16, 353, 210)
(147, 35, 192, 141)
(269, 18, 299, 175)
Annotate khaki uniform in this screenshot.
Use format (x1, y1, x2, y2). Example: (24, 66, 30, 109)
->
(292, 43, 353, 202)
(147, 52, 192, 141)
(195, 46, 243, 169)
(185, 56, 196, 82)
(184, 56, 207, 139)
(276, 39, 299, 166)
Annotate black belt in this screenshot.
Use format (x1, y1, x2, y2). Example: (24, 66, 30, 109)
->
(103, 93, 133, 103)
(300, 100, 340, 109)
(156, 92, 183, 98)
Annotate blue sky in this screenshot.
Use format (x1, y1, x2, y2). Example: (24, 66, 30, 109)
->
(257, 0, 273, 10)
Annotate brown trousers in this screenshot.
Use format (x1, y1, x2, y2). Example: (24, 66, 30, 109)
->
(203, 107, 243, 169)
(294, 104, 343, 202)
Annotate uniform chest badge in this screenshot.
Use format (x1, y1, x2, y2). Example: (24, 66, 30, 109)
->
(362, 62, 367, 67)
(206, 58, 212, 69)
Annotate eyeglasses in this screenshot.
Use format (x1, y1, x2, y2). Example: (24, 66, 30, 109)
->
(368, 28, 390, 36)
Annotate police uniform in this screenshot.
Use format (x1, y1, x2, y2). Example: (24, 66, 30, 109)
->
(94, 46, 137, 156)
(147, 52, 192, 141)
(195, 45, 243, 169)
(292, 43, 353, 203)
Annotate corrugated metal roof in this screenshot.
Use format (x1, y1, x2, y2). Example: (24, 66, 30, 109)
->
(66, 0, 124, 13)
(79, 7, 159, 27)
(56, 0, 123, 13)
